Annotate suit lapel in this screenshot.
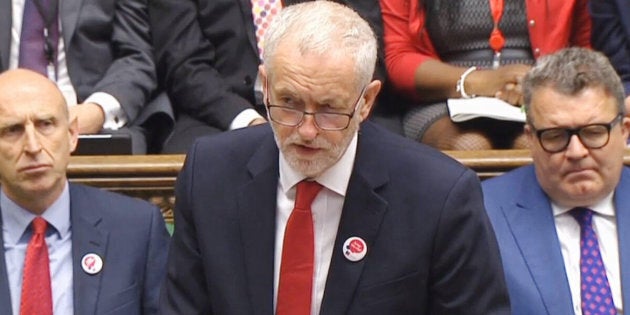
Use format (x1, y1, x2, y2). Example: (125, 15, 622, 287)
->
(503, 167, 573, 314)
(614, 168, 630, 309)
(0, 0, 11, 70)
(320, 125, 389, 314)
(238, 135, 279, 315)
(0, 208, 14, 315)
(60, 0, 85, 47)
(69, 185, 108, 315)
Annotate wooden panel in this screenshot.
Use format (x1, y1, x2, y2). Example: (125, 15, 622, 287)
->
(66, 149, 630, 223)
(445, 149, 532, 180)
(68, 155, 185, 224)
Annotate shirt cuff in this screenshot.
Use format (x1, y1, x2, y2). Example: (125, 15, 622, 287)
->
(230, 109, 264, 130)
(84, 92, 127, 130)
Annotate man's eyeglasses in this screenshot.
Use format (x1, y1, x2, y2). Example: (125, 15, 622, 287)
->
(265, 86, 366, 131)
(531, 114, 623, 153)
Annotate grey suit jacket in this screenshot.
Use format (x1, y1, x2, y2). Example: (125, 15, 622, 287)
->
(482, 165, 630, 314)
(0, 0, 172, 130)
(0, 183, 170, 315)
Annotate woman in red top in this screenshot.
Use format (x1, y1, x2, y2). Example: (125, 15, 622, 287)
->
(381, 0, 590, 150)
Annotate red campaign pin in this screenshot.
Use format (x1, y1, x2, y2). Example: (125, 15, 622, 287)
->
(342, 236, 367, 262)
(81, 253, 103, 275)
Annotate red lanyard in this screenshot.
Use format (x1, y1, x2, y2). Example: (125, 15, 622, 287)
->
(488, 0, 505, 68)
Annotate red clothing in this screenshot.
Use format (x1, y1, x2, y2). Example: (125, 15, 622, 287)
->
(381, 0, 592, 98)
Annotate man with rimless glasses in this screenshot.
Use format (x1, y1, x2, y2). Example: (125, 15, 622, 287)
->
(483, 47, 630, 315)
(160, 2, 510, 314)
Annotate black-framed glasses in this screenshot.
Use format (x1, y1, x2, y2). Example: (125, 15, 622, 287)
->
(265, 85, 366, 131)
(531, 114, 623, 153)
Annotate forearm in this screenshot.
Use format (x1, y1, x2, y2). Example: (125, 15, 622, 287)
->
(413, 60, 467, 101)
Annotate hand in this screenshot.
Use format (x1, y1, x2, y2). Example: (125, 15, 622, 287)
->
(249, 117, 267, 126)
(495, 81, 524, 106)
(467, 64, 531, 104)
(69, 103, 105, 134)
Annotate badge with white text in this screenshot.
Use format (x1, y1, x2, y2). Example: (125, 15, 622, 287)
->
(81, 253, 103, 275)
(343, 236, 367, 262)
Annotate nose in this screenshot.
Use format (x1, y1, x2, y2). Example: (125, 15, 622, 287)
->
(297, 113, 319, 140)
(23, 125, 42, 154)
(564, 134, 588, 159)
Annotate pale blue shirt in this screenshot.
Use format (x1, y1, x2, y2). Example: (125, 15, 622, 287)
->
(2, 183, 74, 315)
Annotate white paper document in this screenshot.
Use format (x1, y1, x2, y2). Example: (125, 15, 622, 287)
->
(447, 97, 526, 123)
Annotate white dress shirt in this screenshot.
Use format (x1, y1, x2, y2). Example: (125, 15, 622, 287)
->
(274, 132, 358, 315)
(553, 192, 623, 315)
(10, 0, 125, 130)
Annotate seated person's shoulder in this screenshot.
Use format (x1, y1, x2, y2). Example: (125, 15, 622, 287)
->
(69, 184, 161, 221)
(482, 165, 533, 190)
(362, 122, 474, 185)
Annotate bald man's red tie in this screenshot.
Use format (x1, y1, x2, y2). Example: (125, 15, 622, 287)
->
(20, 217, 52, 315)
(277, 181, 323, 315)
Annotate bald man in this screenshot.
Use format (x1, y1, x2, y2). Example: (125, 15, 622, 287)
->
(0, 69, 169, 314)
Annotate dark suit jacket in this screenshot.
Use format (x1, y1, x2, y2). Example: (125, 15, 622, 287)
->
(591, 0, 630, 95)
(0, 0, 172, 132)
(0, 184, 170, 315)
(149, 0, 386, 131)
(482, 165, 630, 314)
(160, 122, 510, 314)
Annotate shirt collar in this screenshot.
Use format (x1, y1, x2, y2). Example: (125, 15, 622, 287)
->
(279, 131, 358, 196)
(552, 190, 615, 218)
(1, 182, 72, 245)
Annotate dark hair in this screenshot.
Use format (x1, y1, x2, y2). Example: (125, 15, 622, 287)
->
(523, 47, 626, 123)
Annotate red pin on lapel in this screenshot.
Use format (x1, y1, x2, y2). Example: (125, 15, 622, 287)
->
(81, 253, 103, 275)
(343, 236, 367, 262)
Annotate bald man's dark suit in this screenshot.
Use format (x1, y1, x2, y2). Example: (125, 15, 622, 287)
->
(0, 184, 169, 315)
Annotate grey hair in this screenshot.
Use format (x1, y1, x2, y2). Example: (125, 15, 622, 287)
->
(262, 1, 377, 91)
(523, 47, 625, 124)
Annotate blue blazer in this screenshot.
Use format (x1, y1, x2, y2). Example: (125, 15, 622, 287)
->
(0, 184, 170, 315)
(160, 122, 510, 314)
(482, 165, 630, 314)
(591, 0, 630, 95)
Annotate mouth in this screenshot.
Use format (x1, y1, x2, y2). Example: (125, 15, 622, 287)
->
(292, 143, 321, 154)
(563, 167, 596, 178)
(18, 164, 51, 175)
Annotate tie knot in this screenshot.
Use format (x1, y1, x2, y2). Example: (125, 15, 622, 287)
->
(295, 180, 323, 210)
(31, 217, 47, 235)
(570, 207, 594, 227)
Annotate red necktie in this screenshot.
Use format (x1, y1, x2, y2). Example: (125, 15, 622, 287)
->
(20, 217, 53, 315)
(277, 180, 323, 315)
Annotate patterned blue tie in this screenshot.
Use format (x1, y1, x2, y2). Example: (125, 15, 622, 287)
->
(570, 207, 617, 315)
